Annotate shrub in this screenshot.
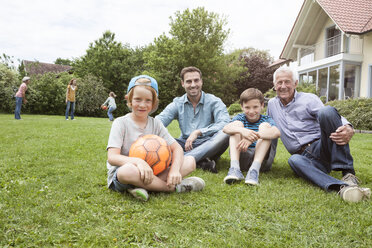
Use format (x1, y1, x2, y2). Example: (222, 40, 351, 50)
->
(75, 74, 108, 117)
(26, 72, 71, 115)
(0, 63, 19, 113)
(227, 101, 241, 116)
(326, 98, 372, 130)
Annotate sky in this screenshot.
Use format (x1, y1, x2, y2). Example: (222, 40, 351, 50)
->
(0, 0, 304, 65)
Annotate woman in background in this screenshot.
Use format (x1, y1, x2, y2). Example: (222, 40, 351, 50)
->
(65, 78, 77, 120)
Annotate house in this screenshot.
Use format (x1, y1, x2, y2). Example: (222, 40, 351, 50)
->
(23, 60, 72, 75)
(279, 0, 372, 101)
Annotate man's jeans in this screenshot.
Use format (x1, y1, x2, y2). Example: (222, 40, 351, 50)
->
(288, 106, 354, 191)
(14, 97, 23, 119)
(107, 106, 116, 121)
(176, 130, 230, 163)
(65, 101, 75, 120)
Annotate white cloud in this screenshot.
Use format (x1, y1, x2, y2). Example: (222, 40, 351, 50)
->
(0, 0, 303, 64)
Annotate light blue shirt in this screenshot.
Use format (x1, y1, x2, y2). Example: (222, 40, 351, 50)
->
(156, 91, 230, 139)
(267, 91, 349, 154)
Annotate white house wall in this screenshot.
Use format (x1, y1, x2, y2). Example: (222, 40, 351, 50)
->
(360, 33, 372, 97)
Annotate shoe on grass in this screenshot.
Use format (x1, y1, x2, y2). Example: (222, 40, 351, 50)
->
(341, 173, 361, 186)
(176, 177, 205, 193)
(338, 185, 370, 203)
(224, 167, 244, 184)
(128, 188, 149, 201)
(245, 169, 259, 186)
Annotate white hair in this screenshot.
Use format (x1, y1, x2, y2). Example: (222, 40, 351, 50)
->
(273, 66, 298, 83)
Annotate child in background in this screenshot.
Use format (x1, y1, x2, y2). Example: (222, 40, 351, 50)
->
(223, 88, 280, 186)
(102, 92, 117, 121)
(65, 78, 77, 120)
(106, 75, 205, 201)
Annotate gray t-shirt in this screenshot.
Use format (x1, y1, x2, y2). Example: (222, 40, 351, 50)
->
(106, 113, 176, 187)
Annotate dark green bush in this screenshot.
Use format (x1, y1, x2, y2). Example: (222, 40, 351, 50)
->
(0, 64, 19, 113)
(26, 72, 71, 115)
(326, 98, 372, 130)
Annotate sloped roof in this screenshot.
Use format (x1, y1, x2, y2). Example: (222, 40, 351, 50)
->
(318, 0, 372, 34)
(23, 60, 72, 75)
(280, 0, 372, 60)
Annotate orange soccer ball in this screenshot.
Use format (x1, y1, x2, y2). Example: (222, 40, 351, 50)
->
(129, 134, 172, 175)
(101, 105, 108, 110)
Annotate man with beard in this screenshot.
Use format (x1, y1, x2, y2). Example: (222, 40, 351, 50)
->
(156, 66, 230, 173)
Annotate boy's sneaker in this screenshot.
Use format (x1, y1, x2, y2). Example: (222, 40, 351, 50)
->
(176, 177, 205, 193)
(245, 169, 259, 186)
(338, 185, 370, 203)
(224, 167, 244, 184)
(341, 173, 360, 186)
(128, 188, 149, 201)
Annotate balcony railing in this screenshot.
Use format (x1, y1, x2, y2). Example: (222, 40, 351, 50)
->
(299, 35, 363, 66)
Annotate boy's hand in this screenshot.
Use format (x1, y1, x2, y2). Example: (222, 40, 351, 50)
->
(237, 138, 251, 152)
(241, 129, 260, 142)
(166, 170, 182, 187)
(134, 158, 154, 185)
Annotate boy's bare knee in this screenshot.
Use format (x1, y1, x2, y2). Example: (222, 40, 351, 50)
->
(116, 163, 138, 183)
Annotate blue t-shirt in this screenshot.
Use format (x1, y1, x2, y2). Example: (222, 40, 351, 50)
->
(231, 113, 276, 148)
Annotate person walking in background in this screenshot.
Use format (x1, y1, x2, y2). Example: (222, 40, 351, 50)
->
(14, 76, 31, 120)
(101, 92, 117, 121)
(65, 78, 77, 120)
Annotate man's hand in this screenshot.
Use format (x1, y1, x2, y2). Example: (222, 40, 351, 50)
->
(166, 170, 182, 187)
(330, 125, 354, 145)
(134, 158, 154, 185)
(185, 130, 201, 151)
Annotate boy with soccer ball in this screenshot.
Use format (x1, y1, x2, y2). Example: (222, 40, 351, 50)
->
(106, 75, 205, 201)
(223, 88, 280, 186)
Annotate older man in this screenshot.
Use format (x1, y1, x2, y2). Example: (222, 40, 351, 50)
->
(267, 66, 370, 202)
(156, 66, 230, 173)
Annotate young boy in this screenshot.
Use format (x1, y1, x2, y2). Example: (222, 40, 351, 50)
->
(223, 88, 280, 185)
(106, 75, 205, 201)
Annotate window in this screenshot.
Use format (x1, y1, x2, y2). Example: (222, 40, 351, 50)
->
(326, 26, 341, 57)
(344, 64, 360, 99)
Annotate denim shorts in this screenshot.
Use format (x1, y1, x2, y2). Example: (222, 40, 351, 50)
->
(109, 170, 133, 192)
(239, 141, 276, 172)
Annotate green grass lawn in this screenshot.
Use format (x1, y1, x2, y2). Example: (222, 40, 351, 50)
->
(0, 114, 371, 247)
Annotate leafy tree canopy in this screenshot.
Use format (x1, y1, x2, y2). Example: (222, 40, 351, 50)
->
(144, 7, 244, 109)
(230, 48, 275, 98)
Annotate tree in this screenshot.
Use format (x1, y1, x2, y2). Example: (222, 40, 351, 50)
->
(54, 58, 73, 66)
(73, 31, 136, 95)
(232, 48, 275, 97)
(144, 7, 244, 109)
(73, 31, 144, 116)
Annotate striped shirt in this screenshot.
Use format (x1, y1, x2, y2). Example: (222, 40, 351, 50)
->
(231, 113, 276, 148)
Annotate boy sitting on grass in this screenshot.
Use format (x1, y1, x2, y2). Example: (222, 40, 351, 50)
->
(223, 88, 280, 186)
(106, 75, 205, 201)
